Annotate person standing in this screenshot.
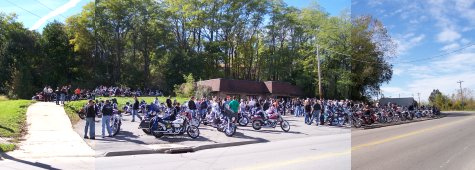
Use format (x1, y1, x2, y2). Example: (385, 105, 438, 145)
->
(228, 96, 240, 122)
(188, 96, 197, 118)
(311, 99, 322, 126)
(132, 96, 141, 122)
(55, 87, 61, 105)
(304, 99, 311, 123)
(101, 100, 113, 138)
(84, 100, 97, 139)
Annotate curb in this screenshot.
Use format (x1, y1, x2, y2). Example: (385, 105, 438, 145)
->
(103, 146, 194, 157)
(102, 139, 267, 157)
(192, 140, 267, 152)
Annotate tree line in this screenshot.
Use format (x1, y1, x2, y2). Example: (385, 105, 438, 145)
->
(0, 0, 395, 100)
(429, 89, 475, 111)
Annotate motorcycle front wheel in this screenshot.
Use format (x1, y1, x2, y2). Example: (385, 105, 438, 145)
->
(152, 131, 164, 138)
(238, 117, 249, 126)
(224, 123, 236, 137)
(353, 118, 362, 128)
(280, 120, 290, 132)
(111, 119, 121, 136)
(187, 125, 200, 139)
(252, 120, 262, 130)
(142, 129, 151, 134)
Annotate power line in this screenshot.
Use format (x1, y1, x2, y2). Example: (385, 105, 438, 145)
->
(4, 0, 43, 19)
(397, 42, 475, 64)
(33, 0, 68, 20)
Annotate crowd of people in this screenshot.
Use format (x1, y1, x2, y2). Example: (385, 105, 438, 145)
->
(32, 85, 163, 102)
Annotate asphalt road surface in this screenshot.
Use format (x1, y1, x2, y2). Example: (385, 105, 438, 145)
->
(95, 133, 351, 170)
(352, 112, 475, 170)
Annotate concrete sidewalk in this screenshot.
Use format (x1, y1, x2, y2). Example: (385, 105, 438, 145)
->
(4, 102, 94, 158)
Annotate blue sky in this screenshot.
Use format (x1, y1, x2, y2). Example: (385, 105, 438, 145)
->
(353, 0, 475, 102)
(0, 0, 349, 32)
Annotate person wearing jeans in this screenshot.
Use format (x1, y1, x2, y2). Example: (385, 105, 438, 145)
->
(132, 97, 141, 122)
(101, 100, 113, 138)
(84, 100, 97, 139)
(310, 100, 322, 126)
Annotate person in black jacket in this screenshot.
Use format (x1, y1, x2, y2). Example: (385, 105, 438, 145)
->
(132, 96, 141, 122)
(101, 100, 113, 138)
(188, 96, 197, 118)
(310, 99, 322, 126)
(166, 96, 172, 108)
(84, 100, 97, 139)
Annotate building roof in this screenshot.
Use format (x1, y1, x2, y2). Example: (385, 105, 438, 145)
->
(379, 97, 416, 107)
(197, 78, 303, 96)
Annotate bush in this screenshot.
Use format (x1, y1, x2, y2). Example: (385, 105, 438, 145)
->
(195, 85, 212, 99)
(174, 73, 195, 97)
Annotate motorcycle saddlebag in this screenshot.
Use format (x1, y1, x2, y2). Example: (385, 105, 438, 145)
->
(138, 120, 151, 129)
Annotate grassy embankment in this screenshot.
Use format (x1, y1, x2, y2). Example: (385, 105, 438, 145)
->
(64, 96, 188, 125)
(0, 96, 35, 152)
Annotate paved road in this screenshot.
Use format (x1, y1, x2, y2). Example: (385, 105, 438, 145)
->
(95, 133, 351, 170)
(352, 112, 475, 170)
(74, 113, 349, 156)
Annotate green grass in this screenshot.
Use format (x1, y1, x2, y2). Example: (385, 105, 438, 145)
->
(0, 143, 15, 152)
(0, 100, 34, 138)
(64, 96, 188, 125)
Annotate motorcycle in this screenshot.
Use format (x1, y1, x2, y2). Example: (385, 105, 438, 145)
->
(216, 109, 237, 137)
(109, 109, 122, 136)
(238, 109, 251, 126)
(122, 101, 132, 114)
(251, 109, 290, 132)
(139, 111, 200, 139)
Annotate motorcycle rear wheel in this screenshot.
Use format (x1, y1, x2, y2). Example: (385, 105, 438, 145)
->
(280, 120, 290, 132)
(252, 120, 262, 130)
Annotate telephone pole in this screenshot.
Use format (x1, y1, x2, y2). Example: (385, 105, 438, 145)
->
(417, 93, 421, 106)
(457, 80, 464, 110)
(317, 45, 323, 100)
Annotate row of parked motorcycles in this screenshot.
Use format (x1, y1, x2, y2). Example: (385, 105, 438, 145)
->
(350, 107, 441, 128)
(133, 102, 291, 139)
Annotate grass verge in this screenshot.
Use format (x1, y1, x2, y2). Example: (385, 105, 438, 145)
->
(0, 99, 34, 152)
(0, 143, 15, 152)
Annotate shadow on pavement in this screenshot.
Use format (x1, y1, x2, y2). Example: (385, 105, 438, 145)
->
(232, 131, 269, 142)
(238, 128, 306, 135)
(95, 130, 146, 144)
(0, 153, 60, 170)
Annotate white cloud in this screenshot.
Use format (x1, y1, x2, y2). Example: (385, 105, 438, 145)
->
(395, 33, 425, 55)
(441, 43, 460, 51)
(30, 0, 81, 30)
(386, 52, 475, 102)
(437, 29, 462, 43)
(393, 68, 403, 76)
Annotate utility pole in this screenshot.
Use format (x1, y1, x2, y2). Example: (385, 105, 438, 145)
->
(417, 93, 421, 106)
(457, 80, 464, 110)
(317, 44, 323, 100)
